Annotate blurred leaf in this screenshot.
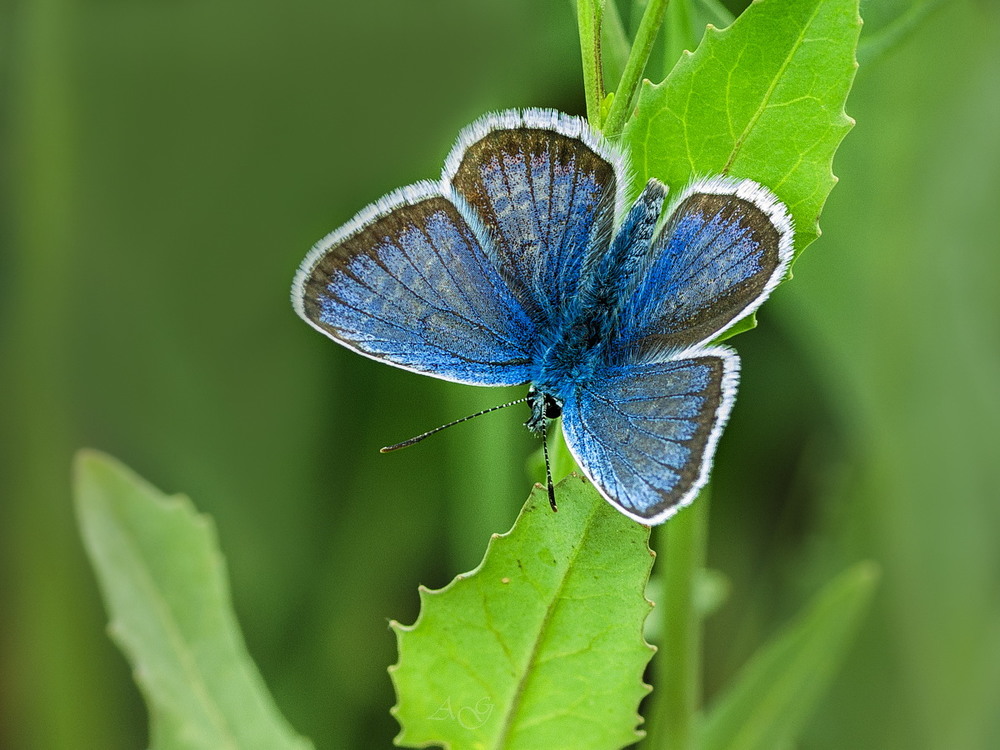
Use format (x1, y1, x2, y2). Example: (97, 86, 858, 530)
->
(857, 0, 947, 66)
(622, 0, 861, 337)
(662, 0, 695, 81)
(695, 567, 730, 618)
(73, 450, 312, 750)
(699, 562, 879, 750)
(642, 569, 730, 644)
(697, 0, 735, 27)
(390, 478, 654, 750)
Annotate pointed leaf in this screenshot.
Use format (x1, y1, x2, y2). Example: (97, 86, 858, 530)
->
(622, 0, 861, 336)
(391, 478, 655, 750)
(73, 450, 312, 750)
(699, 562, 879, 750)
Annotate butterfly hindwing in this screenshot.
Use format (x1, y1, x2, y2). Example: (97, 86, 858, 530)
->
(293, 181, 535, 386)
(560, 348, 739, 524)
(620, 177, 794, 355)
(445, 109, 627, 325)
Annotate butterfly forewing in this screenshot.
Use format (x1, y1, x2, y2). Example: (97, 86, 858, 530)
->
(561, 350, 739, 524)
(619, 178, 794, 355)
(446, 110, 626, 325)
(293, 182, 535, 386)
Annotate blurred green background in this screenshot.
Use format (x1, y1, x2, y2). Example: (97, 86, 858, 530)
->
(2, 0, 998, 748)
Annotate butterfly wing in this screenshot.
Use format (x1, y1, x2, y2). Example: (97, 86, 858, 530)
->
(292, 180, 535, 386)
(445, 109, 628, 324)
(560, 348, 739, 524)
(619, 177, 794, 355)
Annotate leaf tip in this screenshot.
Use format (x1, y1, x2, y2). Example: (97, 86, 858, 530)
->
(72, 448, 119, 501)
(73, 447, 102, 474)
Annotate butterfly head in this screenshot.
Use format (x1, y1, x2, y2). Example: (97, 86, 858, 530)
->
(525, 385, 563, 437)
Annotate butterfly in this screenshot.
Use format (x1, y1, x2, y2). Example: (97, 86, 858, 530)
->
(292, 109, 793, 525)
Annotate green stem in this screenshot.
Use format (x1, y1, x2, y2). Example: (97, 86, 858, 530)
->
(577, 0, 607, 128)
(601, 0, 632, 87)
(3, 0, 118, 746)
(645, 490, 709, 750)
(548, 421, 578, 482)
(603, 0, 669, 138)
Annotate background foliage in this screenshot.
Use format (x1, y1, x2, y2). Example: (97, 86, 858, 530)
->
(2, 1, 998, 748)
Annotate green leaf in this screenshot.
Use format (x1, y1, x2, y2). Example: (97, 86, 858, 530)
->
(73, 450, 312, 750)
(390, 478, 654, 750)
(622, 0, 861, 334)
(699, 562, 880, 750)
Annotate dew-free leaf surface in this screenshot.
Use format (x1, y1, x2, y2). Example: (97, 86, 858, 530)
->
(699, 562, 879, 750)
(73, 450, 312, 750)
(391, 478, 654, 750)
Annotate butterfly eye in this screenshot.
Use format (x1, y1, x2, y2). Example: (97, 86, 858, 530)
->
(543, 395, 563, 420)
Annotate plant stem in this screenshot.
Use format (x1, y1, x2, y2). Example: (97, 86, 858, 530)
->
(645, 489, 709, 750)
(548, 421, 578, 482)
(601, 0, 631, 89)
(4, 0, 118, 746)
(577, 0, 607, 128)
(602, 0, 669, 138)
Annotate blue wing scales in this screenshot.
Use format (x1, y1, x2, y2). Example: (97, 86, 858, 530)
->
(445, 109, 628, 325)
(293, 181, 535, 386)
(618, 177, 794, 355)
(561, 349, 739, 524)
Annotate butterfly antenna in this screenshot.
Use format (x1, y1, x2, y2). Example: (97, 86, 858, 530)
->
(380, 396, 529, 453)
(540, 418, 557, 512)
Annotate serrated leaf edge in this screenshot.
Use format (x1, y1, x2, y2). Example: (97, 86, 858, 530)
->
(629, 0, 862, 264)
(389, 481, 655, 749)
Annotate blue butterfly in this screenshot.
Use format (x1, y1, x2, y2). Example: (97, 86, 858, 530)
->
(292, 109, 793, 524)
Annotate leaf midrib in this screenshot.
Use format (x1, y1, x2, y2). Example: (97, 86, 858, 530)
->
(720, 2, 825, 175)
(110, 504, 240, 750)
(491, 499, 603, 750)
